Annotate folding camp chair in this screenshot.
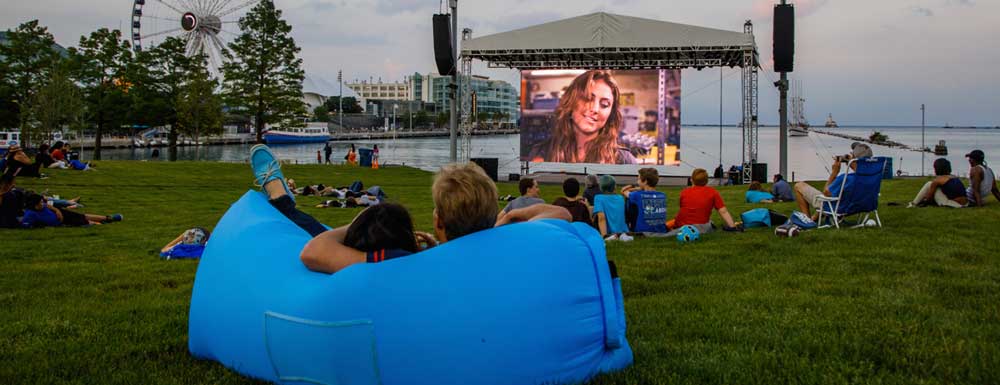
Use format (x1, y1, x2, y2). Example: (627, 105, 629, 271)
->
(813, 157, 886, 229)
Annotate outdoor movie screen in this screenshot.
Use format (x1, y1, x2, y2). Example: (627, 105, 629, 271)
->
(520, 69, 681, 165)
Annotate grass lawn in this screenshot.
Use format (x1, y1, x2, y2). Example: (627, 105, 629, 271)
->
(2, 161, 998, 384)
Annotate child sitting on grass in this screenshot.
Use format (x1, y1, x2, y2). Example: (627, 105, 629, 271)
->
(21, 193, 122, 228)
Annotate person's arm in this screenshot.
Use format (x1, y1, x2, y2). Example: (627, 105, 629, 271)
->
(970, 167, 984, 206)
(823, 158, 843, 196)
(621, 185, 636, 198)
(992, 181, 1000, 203)
(299, 225, 367, 274)
(50, 207, 64, 224)
(161, 233, 186, 253)
(596, 212, 608, 236)
(717, 206, 738, 228)
(923, 176, 947, 201)
(495, 204, 571, 227)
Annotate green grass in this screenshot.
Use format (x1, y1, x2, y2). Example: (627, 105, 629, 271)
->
(2, 161, 999, 384)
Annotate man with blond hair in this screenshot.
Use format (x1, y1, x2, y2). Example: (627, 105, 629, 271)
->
(667, 168, 741, 232)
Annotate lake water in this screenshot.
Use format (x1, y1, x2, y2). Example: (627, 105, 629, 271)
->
(98, 126, 1000, 181)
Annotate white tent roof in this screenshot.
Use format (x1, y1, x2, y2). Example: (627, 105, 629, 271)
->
(461, 12, 757, 69)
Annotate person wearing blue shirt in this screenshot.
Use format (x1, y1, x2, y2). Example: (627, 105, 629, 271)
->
(593, 175, 629, 239)
(770, 174, 795, 201)
(745, 181, 776, 203)
(621, 168, 667, 233)
(794, 143, 871, 220)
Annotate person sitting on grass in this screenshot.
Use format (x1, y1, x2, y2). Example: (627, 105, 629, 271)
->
(552, 177, 593, 226)
(20, 192, 121, 228)
(620, 167, 667, 233)
(583, 174, 601, 206)
(668, 168, 742, 232)
(0, 174, 26, 228)
(793, 143, 872, 220)
(592, 175, 631, 240)
(908, 158, 967, 208)
(250, 145, 570, 274)
(745, 181, 776, 203)
(770, 174, 795, 201)
(161, 227, 211, 259)
(500, 177, 545, 214)
(964, 149, 1000, 207)
(2, 146, 45, 178)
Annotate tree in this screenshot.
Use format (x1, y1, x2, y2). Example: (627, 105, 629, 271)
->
(322, 96, 363, 114)
(176, 58, 224, 153)
(69, 28, 132, 160)
(313, 105, 330, 122)
(0, 20, 61, 147)
(414, 109, 430, 128)
(435, 111, 448, 129)
(221, 0, 306, 143)
(28, 64, 85, 144)
(127, 37, 198, 161)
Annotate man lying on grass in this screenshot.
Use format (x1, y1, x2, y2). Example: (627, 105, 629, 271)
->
(248, 145, 571, 274)
(20, 192, 121, 228)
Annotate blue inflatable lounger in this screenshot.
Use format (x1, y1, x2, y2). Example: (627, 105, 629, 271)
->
(189, 191, 633, 385)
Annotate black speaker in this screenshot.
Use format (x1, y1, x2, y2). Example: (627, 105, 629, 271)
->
(433, 14, 455, 76)
(751, 163, 768, 184)
(773, 4, 794, 73)
(470, 157, 498, 181)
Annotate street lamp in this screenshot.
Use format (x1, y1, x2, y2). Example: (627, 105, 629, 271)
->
(392, 104, 398, 131)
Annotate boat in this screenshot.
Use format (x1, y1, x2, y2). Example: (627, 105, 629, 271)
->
(0, 130, 20, 152)
(824, 113, 838, 128)
(943, 123, 953, 129)
(934, 140, 948, 155)
(262, 122, 330, 144)
(789, 80, 809, 137)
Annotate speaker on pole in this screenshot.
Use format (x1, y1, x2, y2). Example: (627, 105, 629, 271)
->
(433, 14, 455, 76)
(773, 4, 794, 73)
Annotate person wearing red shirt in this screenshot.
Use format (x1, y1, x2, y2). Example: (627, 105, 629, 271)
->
(668, 168, 741, 231)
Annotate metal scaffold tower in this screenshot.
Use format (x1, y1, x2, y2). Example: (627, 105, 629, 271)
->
(741, 20, 759, 184)
(460, 28, 474, 161)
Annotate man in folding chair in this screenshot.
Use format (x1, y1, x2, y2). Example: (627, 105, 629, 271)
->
(793, 143, 875, 225)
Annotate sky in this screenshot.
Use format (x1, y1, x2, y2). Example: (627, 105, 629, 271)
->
(2, 0, 999, 126)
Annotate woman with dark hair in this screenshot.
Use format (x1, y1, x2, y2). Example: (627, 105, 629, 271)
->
(21, 192, 122, 228)
(345, 144, 357, 165)
(2, 146, 45, 178)
(529, 70, 636, 164)
(250, 144, 432, 273)
(909, 158, 967, 208)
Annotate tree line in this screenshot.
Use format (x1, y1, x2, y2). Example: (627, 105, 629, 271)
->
(0, 0, 304, 160)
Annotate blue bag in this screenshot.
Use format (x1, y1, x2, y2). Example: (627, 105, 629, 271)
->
(740, 208, 771, 228)
(348, 180, 364, 192)
(789, 210, 818, 229)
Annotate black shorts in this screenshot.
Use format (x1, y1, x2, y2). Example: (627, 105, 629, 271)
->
(60, 209, 90, 226)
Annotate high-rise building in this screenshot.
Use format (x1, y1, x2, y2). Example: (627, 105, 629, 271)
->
(346, 73, 519, 123)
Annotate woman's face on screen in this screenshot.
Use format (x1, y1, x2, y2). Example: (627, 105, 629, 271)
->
(571, 79, 614, 136)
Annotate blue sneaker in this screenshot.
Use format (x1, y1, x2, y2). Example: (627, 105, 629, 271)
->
(250, 144, 294, 201)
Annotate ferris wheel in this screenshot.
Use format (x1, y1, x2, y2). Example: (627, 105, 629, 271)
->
(130, 0, 260, 77)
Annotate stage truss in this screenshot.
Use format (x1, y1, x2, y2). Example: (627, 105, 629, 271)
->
(462, 19, 760, 182)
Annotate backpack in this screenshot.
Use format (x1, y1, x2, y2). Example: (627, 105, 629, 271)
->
(348, 180, 364, 192)
(740, 208, 771, 228)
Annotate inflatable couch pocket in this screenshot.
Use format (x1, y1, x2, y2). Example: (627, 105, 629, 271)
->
(189, 191, 632, 385)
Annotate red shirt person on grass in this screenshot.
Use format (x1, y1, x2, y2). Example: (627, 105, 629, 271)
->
(668, 168, 741, 231)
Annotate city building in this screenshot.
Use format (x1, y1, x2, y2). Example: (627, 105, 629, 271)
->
(346, 73, 520, 124)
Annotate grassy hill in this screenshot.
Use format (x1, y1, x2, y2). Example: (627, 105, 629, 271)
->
(1, 161, 998, 384)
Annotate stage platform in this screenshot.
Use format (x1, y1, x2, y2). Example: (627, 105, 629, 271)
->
(524, 171, 723, 187)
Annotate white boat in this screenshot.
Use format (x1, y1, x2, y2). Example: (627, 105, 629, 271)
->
(789, 80, 809, 137)
(825, 113, 838, 128)
(0, 130, 20, 151)
(263, 122, 330, 144)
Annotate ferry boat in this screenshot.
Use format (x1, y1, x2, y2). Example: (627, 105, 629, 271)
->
(789, 81, 809, 137)
(263, 122, 330, 144)
(825, 113, 838, 128)
(0, 130, 21, 153)
(934, 140, 948, 156)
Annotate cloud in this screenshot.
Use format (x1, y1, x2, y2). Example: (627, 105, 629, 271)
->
(947, 0, 974, 6)
(909, 6, 934, 16)
(375, 0, 436, 16)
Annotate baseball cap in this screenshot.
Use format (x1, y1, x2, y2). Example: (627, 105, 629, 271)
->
(850, 143, 873, 159)
(965, 149, 985, 162)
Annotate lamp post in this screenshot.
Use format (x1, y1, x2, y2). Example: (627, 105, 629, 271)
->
(338, 69, 343, 130)
(921, 104, 925, 176)
(393, 104, 398, 131)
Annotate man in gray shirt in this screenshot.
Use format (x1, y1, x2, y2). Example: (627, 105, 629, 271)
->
(502, 177, 545, 214)
(770, 174, 795, 202)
